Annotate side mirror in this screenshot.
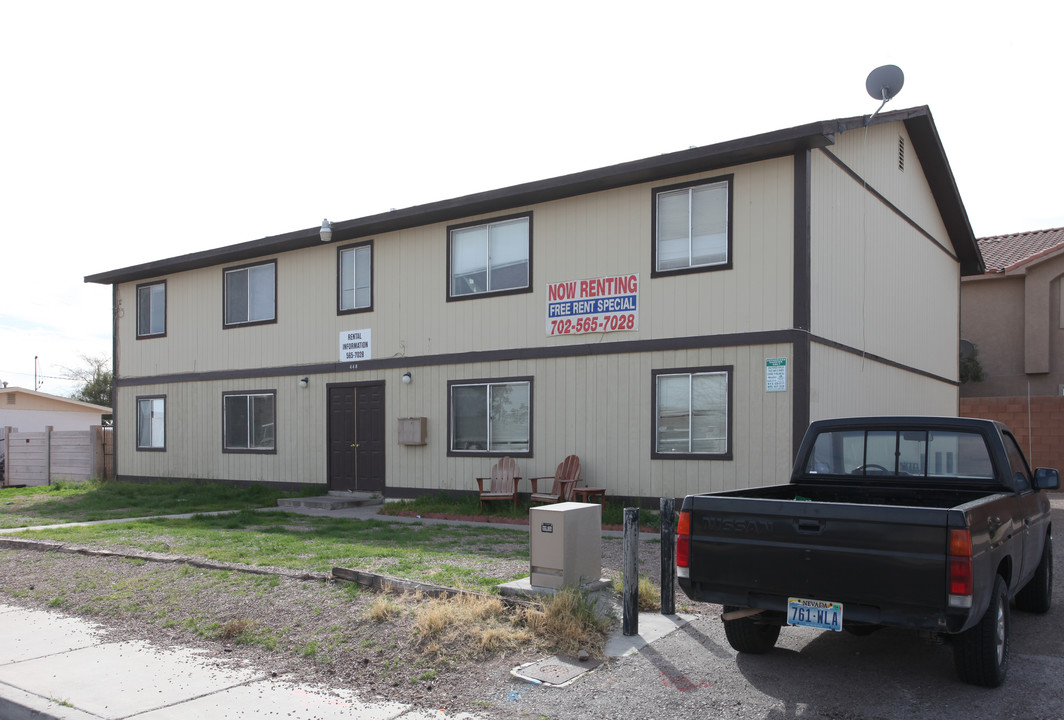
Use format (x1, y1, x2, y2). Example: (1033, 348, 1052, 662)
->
(1034, 467, 1060, 491)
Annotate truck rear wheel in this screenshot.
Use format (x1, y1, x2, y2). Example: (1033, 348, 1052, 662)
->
(1014, 534, 1052, 614)
(722, 606, 780, 654)
(953, 574, 1010, 687)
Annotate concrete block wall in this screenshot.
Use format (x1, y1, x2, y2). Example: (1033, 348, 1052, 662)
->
(960, 395, 1064, 474)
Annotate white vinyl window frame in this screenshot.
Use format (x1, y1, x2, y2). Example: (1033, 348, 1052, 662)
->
(447, 213, 532, 300)
(652, 176, 732, 276)
(223, 261, 276, 328)
(338, 241, 373, 313)
(652, 367, 732, 459)
(222, 391, 276, 453)
(136, 281, 166, 338)
(136, 395, 166, 451)
(448, 378, 532, 457)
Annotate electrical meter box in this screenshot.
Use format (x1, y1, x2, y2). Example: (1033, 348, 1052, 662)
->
(529, 502, 602, 589)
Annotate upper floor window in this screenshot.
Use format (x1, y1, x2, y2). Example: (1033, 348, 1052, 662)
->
(652, 176, 732, 275)
(652, 366, 731, 459)
(223, 390, 276, 452)
(136, 281, 166, 338)
(224, 261, 276, 327)
(136, 395, 165, 450)
(448, 213, 531, 299)
(449, 378, 532, 456)
(338, 241, 372, 313)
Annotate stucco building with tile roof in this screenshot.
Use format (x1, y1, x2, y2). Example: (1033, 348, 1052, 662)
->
(961, 227, 1064, 472)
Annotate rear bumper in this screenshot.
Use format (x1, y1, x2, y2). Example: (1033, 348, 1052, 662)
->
(679, 579, 972, 634)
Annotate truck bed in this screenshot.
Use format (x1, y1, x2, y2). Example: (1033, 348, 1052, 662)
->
(682, 485, 1004, 630)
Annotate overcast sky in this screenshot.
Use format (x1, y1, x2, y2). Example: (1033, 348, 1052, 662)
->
(2, 1, 1061, 398)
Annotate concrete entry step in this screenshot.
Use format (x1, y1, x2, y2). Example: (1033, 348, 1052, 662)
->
(277, 492, 383, 510)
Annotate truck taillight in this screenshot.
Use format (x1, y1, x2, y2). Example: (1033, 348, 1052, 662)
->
(948, 528, 973, 607)
(677, 510, 691, 577)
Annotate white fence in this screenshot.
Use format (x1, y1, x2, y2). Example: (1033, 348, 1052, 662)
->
(2, 425, 113, 486)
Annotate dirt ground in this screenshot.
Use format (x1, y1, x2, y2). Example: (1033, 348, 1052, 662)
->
(0, 527, 677, 717)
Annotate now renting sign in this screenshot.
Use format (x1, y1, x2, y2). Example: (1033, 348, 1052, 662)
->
(546, 273, 639, 337)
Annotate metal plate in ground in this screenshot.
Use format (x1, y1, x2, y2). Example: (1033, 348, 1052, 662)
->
(511, 654, 602, 687)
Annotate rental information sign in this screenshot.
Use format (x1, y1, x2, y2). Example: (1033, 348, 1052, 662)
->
(339, 329, 372, 362)
(546, 273, 639, 337)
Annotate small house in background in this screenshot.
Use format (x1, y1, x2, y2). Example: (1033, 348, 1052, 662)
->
(85, 105, 982, 503)
(960, 227, 1064, 472)
(0, 387, 113, 486)
(0, 387, 111, 431)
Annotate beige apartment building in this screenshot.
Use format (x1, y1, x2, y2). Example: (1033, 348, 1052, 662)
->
(85, 105, 982, 503)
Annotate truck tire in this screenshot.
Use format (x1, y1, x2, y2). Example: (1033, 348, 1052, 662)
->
(722, 606, 781, 654)
(1014, 534, 1052, 614)
(953, 574, 1010, 687)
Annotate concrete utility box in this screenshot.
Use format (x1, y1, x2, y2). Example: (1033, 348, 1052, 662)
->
(529, 502, 601, 589)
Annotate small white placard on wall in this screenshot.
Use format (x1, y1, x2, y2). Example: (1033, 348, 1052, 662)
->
(766, 357, 787, 392)
(339, 329, 372, 362)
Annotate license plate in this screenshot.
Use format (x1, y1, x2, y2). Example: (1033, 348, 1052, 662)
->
(787, 597, 843, 632)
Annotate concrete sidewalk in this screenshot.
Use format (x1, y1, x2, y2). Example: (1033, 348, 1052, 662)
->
(0, 601, 690, 720)
(0, 603, 482, 720)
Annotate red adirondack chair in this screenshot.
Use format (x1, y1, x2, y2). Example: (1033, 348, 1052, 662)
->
(529, 455, 580, 505)
(475, 456, 521, 511)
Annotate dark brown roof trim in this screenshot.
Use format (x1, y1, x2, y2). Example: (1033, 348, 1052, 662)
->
(899, 110, 983, 275)
(86, 105, 978, 285)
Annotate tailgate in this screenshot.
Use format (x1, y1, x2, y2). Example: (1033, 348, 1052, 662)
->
(688, 497, 949, 619)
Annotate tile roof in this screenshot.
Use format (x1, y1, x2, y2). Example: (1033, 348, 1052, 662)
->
(978, 227, 1064, 273)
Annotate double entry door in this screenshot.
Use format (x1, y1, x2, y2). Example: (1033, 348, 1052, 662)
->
(327, 382, 385, 493)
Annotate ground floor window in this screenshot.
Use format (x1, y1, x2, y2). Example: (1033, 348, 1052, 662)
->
(136, 396, 165, 450)
(223, 391, 276, 452)
(652, 367, 731, 458)
(449, 378, 532, 456)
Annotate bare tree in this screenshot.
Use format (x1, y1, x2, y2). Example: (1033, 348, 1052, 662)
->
(62, 354, 113, 407)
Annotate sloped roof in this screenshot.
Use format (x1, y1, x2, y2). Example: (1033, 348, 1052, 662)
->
(977, 227, 1064, 273)
(85, 105, 982, 284)
(0, 387, 111, 413)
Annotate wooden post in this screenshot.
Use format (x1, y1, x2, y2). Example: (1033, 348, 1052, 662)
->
(622, 507, 639, 636)
(660, 497, 676, 615)
(0, 427, 10, 487)
(44, 425, 53, 486)
(89, 426, 100, 480)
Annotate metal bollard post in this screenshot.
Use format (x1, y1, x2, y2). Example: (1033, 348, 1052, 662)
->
(622, 507, 639, 636)
(660, 497, 675, 615)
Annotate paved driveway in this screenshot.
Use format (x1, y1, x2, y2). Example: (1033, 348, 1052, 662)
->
(495, 504, 1064, 720)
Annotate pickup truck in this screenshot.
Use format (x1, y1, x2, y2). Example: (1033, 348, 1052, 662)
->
(676, 416, 1058, 687)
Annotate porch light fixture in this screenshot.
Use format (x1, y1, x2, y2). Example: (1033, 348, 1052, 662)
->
(319, 219, 333, 243)
(299, 377, 309, 388)
(402, 372, 412, 384)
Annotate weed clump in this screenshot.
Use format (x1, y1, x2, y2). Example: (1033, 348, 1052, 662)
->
(525, 585, 612, 657)
(413, 593, 533, 657)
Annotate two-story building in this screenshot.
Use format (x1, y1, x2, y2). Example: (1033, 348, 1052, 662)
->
(85, 105, 982, 503)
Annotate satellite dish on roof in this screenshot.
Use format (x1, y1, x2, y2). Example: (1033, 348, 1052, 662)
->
(864, 64, 904, 126)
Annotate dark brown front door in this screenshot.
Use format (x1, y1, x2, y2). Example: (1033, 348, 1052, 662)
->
(328, 383, 385, 493)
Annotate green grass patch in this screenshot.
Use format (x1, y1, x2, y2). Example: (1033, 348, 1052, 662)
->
(16, 511, 531, 592)
(0, 480, 321, 529)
